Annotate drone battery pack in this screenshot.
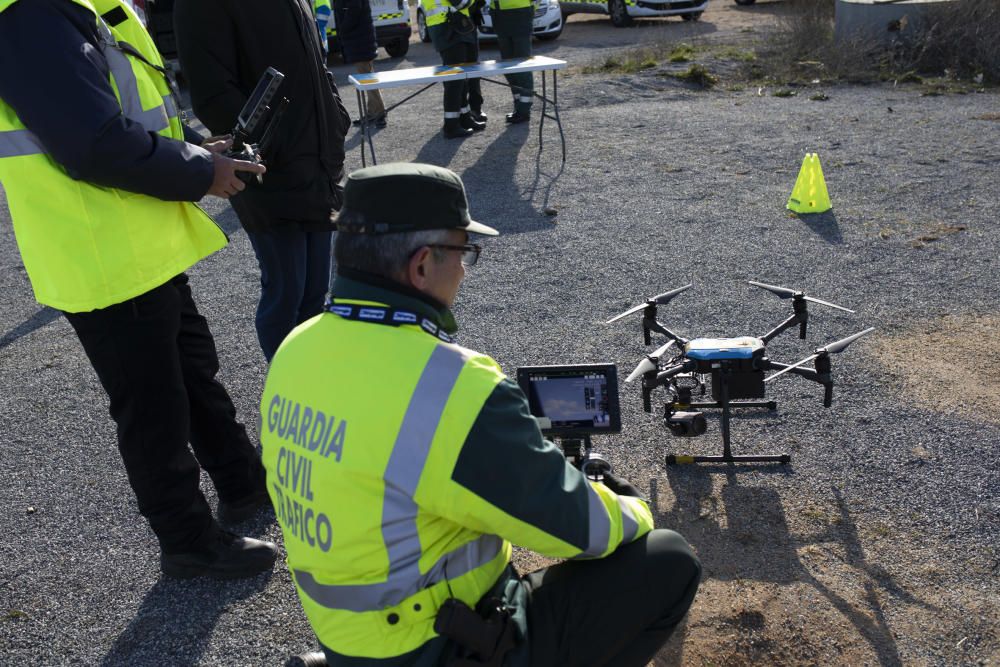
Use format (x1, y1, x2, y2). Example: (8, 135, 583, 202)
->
(711, 367, 765, 400)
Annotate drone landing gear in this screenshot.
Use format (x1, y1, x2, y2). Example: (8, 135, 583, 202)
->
(665, 377, 790, 465)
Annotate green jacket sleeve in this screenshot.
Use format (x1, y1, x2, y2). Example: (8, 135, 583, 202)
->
(438, 378, 653, 559)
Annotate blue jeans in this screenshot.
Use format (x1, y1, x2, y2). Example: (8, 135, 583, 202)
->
(246, 227, 333, 361)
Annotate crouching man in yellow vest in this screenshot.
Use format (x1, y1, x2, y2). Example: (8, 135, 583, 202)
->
(262, 162, 701, 667)
(0, 0, 278, 578)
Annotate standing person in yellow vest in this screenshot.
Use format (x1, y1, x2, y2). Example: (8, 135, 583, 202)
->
(0, 0, 278, 578)
(421, 0, 487, 138)
(263, 163, 701, 666)
(492, 0, 534, 124)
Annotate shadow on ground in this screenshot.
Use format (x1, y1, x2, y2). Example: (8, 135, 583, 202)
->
(649, 467, 938, 666)
(100, 572, 272, 666)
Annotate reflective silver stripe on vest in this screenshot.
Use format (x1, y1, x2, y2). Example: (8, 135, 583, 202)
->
(162, 94, 178, 121)
(618, 496, 639, 544)
(294, 345, 505, 612)
(102, 36, 171, 133)
(0, 129, 45, 158)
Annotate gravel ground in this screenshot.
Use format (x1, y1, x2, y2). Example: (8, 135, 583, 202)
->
(2, 44, 999, 666)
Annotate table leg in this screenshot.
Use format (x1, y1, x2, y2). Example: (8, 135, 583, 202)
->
(356, 88, 367, 167)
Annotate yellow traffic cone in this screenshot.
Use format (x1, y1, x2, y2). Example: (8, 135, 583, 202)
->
(786, 153, 832, 214)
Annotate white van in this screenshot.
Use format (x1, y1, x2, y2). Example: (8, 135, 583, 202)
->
(560, 0, 707, 28)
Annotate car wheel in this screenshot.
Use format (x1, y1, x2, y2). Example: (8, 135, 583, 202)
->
(735, 0, 756, 5)
(609, 0, 632, 27)
(385, 37, 410, 58)
(681, 11, 702, 20)
(417, 9, 431, 42)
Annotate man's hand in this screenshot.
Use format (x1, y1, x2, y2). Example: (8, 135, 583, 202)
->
(208, 153, 265, 199)
(201, 134, 233, 154)
(601, 472, 644, 499)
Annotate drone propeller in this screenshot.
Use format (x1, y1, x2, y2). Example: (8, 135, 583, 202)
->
(625, 340, 677, 382)
(748, 280, 855, 314)
(606, 284, 693, 324)
(765, 327, 876, 382)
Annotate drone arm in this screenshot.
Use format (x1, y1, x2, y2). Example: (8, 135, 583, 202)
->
(764, 358, 835, 406)
(644, 318, 688, 346)
(762, 358, 821, 383)
(649, 359, 697, 387)
(639, 359, 697, 412)
(760, 297, 809, 343)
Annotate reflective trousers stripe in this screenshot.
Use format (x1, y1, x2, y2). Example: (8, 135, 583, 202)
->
(294, 345, 505, 612)
(0, 129, 45, 158)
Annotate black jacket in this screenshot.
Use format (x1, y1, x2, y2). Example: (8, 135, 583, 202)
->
(333, 0, 377, 65)
(0, 0, 213, 202)
(174, 0, 351, 232)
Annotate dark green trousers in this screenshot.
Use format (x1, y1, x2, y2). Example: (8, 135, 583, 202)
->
(428, 23, 484, 117)
(492, 5, 534, 112)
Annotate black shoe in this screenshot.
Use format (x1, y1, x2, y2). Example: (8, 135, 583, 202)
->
(443, 118, 473, 139)
(352, 112, 388, 128)
(161, 531, 278, 580)
(460, 113, 486, 132)
(218, 488, 271, 524)
(287, 652, 328, 667)
(470, 108, 487, 123)
(505, 110, 531, 124)
(218, 466, 271, 525)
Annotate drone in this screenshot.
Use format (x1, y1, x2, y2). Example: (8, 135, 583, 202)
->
(607, 281, 875, 465)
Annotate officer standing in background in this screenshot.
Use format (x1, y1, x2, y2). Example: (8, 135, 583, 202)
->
(174, 0, 351, 363)
(0, 0, 278, 578)
(421, 0, 488, 138)
(492, 0, 534, 124)
(263, 163, 701, 666)
(333, 0, 389, 128)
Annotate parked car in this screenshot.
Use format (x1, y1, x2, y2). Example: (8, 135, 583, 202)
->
(326, 0, 413, 59)
(560, 0, 707, 28)
(416, 0, 563, 44)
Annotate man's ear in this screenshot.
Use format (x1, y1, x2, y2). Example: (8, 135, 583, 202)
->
(407, 246, 432, 289)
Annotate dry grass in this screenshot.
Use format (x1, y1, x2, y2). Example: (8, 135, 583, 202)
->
(870, 313, 1000, 424)
(748, 0, 1000, 86)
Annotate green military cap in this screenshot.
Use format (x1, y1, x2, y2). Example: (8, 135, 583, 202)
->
(334, 162, 499, 236)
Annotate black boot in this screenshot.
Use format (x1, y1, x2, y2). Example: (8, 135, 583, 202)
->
(218, 462, 272, 525)
(161, 530, 278, 580)
(470, 107, 487, 123)
(460, 113, 486, 132)
(505, 109, 531, 124)
(443, 118, 473, 139)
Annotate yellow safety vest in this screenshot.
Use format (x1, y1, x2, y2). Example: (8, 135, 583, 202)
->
(261, 301, 653, 658)
(420, 0, 473, 29)
(0, 0, 226, 312)
(493, 0, 533, 10)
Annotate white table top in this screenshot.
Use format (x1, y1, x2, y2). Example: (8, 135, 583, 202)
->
(348, 56, 567, 91)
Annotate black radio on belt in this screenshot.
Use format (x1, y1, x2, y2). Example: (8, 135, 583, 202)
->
(434, 597, 516, 666)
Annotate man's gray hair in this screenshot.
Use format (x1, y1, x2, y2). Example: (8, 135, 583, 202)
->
(334, 227, 453, 282)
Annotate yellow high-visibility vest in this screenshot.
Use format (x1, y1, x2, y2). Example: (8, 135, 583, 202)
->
(0, 0, 225, 312)
(261, 303, 653, 657)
